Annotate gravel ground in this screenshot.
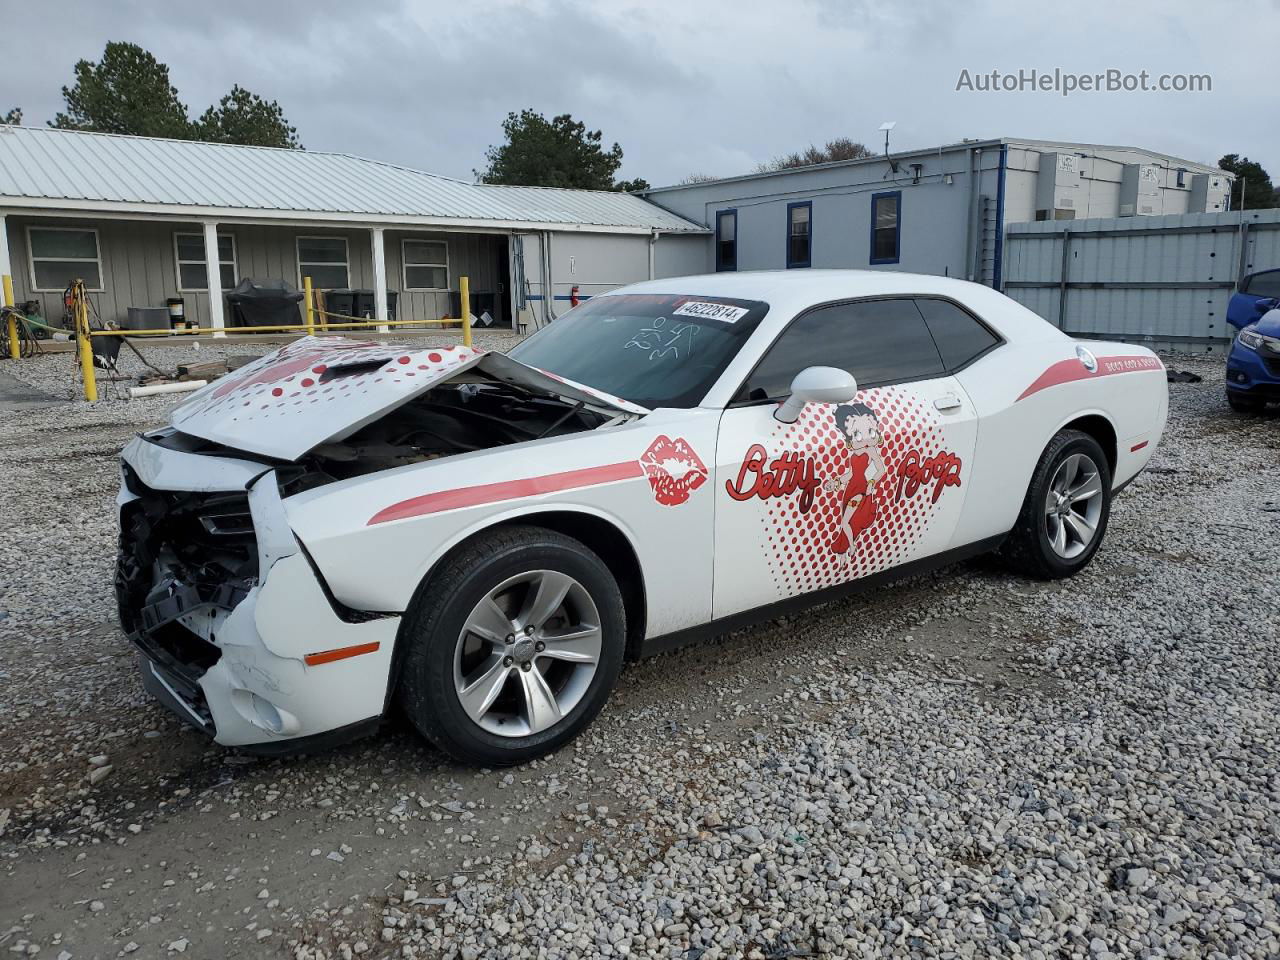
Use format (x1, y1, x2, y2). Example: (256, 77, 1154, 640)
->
(1, 351, 1277, 960)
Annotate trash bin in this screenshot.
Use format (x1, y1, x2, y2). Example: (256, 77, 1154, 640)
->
(324, 289, 356, 323)
(225, 278, 304, 331)
(448, 291, 493, 321)
(351, 289, 398, 323)
(125, 306, 170, 331)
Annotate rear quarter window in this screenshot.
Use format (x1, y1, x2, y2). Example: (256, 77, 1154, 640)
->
(915, 297, 1002, 371)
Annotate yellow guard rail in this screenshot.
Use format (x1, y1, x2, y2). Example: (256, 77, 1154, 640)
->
(0, 275, 474, 402)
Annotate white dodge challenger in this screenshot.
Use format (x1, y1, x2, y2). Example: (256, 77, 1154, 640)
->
(116, 271, 1167, 765)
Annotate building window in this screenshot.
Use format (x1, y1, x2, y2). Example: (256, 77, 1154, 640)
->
(297, 236, 350, 289)
(175, 233, 237, 291)
(402, 239, 449, 290)
(28, 226, 102, 291)
(786, 201, 811, 268)
(1176, 168, 1187, 188)
(870, 191, 901, 265)
(715, 210, 737, 271)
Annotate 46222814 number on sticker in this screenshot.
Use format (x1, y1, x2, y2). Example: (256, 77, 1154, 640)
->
(673, 301, 750, 324)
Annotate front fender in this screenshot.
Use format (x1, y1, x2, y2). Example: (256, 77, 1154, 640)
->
(284, 412, 721, 638)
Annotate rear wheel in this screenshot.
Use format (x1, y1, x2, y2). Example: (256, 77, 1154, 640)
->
(1227, 391, 1265, 414)
(397, 525, 625, 766)
(1002, 430, 1111, 580)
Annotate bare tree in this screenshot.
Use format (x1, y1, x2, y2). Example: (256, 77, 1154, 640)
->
(757, 137, 873, 173)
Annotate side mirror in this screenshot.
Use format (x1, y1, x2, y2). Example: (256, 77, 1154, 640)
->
(1232, 296, 1280, 330)
(774, 366, 858, 423)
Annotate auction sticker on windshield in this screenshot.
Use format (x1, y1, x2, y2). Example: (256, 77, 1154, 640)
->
(673, 301, 750, 324)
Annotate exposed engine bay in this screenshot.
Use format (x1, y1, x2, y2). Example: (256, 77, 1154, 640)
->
(282, 380, 611, 493)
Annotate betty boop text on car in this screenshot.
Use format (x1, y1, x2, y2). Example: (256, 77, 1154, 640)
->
(116, 270, 1167, 765)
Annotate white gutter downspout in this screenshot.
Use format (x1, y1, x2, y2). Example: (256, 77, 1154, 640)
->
(648, 229, 657, 280)
(538, 231, 556, 329)
(966, 147, 983, 282)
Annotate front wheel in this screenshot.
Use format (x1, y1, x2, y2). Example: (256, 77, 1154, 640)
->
(1001, 430, 1112, 580)
(397, 525, 625, 766)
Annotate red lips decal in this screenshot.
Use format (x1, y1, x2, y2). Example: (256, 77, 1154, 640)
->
(640, 435, 708, 507)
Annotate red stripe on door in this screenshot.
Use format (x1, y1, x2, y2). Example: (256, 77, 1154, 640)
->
(1016, 355, 1164, 402)
(367, 460, 644, 525)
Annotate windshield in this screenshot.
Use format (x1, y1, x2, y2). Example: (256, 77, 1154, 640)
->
(508, 293, 770, 408)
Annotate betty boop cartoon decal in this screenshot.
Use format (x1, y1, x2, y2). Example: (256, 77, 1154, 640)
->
(724, 388, 966, 598)
(824, 402, 886, 556)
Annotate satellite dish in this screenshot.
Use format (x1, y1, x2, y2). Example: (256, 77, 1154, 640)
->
(878, 121, 897, 166)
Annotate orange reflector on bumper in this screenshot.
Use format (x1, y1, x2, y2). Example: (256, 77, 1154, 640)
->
(304, 641, 381, 666)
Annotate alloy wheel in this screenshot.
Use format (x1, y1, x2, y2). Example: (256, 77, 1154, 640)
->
(453, 570, 602, 738)
(1043, 452, 1104, 560)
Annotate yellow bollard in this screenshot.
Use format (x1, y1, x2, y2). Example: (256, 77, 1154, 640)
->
(74, 282, 97, 403)
(304, 276, 316, 336)
(459, 275, 472, 348)
(3, 274, 17, 360)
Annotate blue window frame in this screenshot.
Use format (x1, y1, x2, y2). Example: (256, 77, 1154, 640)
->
(715, 209, 737, 271)
(869, 190, 901, 265)
(786, 201, 811, 268)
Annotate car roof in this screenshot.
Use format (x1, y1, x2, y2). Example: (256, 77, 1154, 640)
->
(608, 269, 1063, 346)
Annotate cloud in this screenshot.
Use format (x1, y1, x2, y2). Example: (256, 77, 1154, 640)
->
(2, 0, 1274, 187)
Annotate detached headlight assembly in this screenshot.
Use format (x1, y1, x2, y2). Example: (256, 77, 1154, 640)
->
(1238, 326, 1264, 351)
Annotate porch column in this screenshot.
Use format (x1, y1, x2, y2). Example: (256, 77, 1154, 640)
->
(370, 227, 389, 333)
(202, 220, 226, 337)
(0, 214, 12, 286)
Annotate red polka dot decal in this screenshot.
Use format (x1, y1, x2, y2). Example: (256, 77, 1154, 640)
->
(170, 337, 485, 435)
(729, 388, 964, 599)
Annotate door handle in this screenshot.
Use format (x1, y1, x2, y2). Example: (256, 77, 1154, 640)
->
(934, 395, 962, 412)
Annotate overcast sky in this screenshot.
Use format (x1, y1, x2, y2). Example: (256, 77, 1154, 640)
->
(4, 0, 1275, 187)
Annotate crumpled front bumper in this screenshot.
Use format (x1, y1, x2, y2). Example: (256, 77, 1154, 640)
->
(119, 435, 400, 749)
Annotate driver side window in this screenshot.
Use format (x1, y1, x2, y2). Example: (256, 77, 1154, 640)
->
(735, 298, 946, 402)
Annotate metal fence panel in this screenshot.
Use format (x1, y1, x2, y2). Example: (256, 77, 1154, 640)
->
(1003, 208, 1280, 349)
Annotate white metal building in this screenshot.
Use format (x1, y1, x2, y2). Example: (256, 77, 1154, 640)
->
(0, 125, 706, 333)
(640, 138, 1233, 290)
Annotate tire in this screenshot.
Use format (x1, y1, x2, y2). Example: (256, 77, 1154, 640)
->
(397, 525, 625, 766)
(1001, 430, 1112, 580)
(1227, 391, 1265, 414)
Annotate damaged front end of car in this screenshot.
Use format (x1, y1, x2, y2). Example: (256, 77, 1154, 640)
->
(116, 465, 256, 733)
(116, 431, 402, 749)
(115, 338, 646, 749)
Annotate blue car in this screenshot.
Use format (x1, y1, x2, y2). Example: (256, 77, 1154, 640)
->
(1226, 267, 1280, 413)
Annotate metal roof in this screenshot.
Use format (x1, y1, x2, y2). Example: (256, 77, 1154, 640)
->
(642, 136, 1229, 194)
(0, 126, 705, 233)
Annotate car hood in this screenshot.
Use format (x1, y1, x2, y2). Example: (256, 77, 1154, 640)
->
(1254, 307, 1280, 338)
(168, 336, 648, 461)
